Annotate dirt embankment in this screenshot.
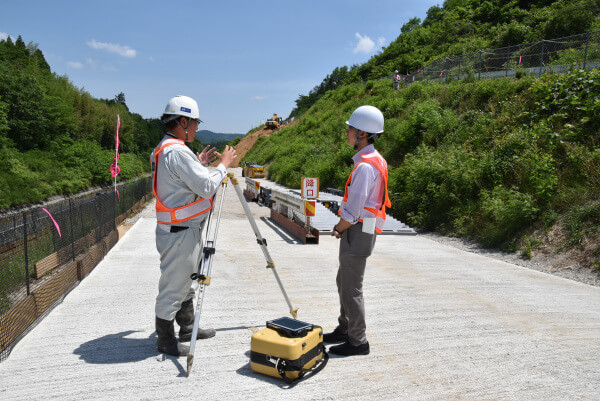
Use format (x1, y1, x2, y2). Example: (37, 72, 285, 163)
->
(211, 121, 295, 168)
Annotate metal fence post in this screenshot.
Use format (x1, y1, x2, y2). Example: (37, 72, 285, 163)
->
(505, 46, 510, 77)
(583, 32, 590, 70)
(96, 193, 102, 242)
(69, 198, 75, 261)
(540, 40, 545, 76)
(113, 190, 117, 231)
(22, 211, 30, 296)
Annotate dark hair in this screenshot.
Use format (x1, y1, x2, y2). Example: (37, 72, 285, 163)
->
(161, 114, 179, 130)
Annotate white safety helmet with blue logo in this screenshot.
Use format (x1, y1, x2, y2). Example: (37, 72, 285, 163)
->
(162, 95, 201, 123)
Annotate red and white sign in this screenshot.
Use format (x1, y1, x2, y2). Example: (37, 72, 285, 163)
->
(301, 177, 319, 199)
(304, 200, 316, 216)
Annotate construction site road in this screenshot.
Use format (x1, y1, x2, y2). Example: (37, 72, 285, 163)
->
(1, 167, 599, 401)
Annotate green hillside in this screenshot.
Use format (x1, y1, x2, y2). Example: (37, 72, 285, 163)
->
(0, 36, 207, 210)
(245, 0, 600, 270)
(290, 0, 600, 117)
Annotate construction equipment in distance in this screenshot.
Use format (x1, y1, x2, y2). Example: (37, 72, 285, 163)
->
(265, 113, 283, 129)
(242, 161, 266, 178)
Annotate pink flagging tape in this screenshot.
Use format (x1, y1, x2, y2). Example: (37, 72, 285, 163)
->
(42, 208, 61, 237)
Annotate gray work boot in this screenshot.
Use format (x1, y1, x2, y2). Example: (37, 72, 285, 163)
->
(156, 316, 189, 356)
(175, 299, 216, 342)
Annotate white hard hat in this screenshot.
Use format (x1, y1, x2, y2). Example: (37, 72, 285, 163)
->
(346, 105, 384, 134)
(395, 70, 398, 73)
(162, 95, 201, 121)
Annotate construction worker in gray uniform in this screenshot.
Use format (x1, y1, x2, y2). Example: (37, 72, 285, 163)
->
(324, 105, 391, 356)
(152, 95, 237, 357)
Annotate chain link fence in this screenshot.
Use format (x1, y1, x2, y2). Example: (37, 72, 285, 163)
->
(385, 30, 600, 85)
(0, 175, 153, 362)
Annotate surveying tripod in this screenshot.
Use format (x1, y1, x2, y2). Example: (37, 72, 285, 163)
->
(186, 173, 298, 377)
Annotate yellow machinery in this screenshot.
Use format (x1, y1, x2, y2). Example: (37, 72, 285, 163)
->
(242, 161, 266, 178)
(265, 113, 283, 129)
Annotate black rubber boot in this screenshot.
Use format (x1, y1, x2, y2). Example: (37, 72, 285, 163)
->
(175, 299, 216, 342)
(156, 316, 189, 356)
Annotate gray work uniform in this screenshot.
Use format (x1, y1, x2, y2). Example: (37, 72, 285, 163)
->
(336, 144, 386, 346)
(153, 134, 226, 321)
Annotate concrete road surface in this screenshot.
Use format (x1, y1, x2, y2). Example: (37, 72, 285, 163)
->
(1, 168, 599, 401)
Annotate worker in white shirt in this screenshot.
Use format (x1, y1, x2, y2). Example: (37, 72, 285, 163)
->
(152, 95, 236, 356)
(393, 70, 401, 90)
(324, 105, 391, 356)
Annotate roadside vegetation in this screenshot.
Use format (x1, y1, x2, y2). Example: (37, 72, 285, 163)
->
(290, 0, 600, 118)
(0, 37, 207, 210)
(245, 69, 600, 269)
(246, 0, 600, 270)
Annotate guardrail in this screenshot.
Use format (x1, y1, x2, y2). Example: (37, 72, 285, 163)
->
(243, 178, 319, 244)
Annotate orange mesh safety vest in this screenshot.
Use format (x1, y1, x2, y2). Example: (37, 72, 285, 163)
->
(340, 150, 391, 233)
(152, 138, 213, 225)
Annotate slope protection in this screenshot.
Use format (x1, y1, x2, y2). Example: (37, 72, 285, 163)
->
(245, 69, 600, 272)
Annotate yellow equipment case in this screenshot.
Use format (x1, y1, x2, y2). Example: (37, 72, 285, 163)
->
(250, 317, 328, 384)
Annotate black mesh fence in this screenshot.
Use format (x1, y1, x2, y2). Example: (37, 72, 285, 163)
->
(0, 175, 152, 362)
(387, 30, 600, 85)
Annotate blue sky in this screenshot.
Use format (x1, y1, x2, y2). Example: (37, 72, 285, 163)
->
(1, 0, 440, 134)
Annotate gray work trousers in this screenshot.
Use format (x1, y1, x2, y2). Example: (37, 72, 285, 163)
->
(155, 225, 202, 321)
(336, 222, 377, 346)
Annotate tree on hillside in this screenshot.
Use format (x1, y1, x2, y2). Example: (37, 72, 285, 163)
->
(114, 92, 129, 111)
(287, 0, 600, 118)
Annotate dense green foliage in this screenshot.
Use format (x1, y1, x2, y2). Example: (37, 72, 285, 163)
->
(246, 69, 600, 264)
(0, 36, 189, 210)
(290, 0, 600, 118)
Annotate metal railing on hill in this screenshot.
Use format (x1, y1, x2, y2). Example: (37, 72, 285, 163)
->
(383, 30, 600, 85)
(0, 176, 153, 362)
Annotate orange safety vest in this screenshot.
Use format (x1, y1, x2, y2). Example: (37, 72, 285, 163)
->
(152, 138, 213, 225)
(340, 150, 392, 233)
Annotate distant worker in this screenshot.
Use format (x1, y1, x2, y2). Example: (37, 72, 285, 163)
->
(393, 70, 400, 90)
(152, 95, 237, 356)
(324, 105, 391, 356)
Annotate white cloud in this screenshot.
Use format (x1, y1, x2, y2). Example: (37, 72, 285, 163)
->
(67, 61, 84, 69)
(353, 33, 375, 54)
(253, 96, 266, 100)
(87, 39, 137, 58)
(353, 33, 385, 54)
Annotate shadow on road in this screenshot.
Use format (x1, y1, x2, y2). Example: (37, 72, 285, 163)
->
(74, 330, 187, 376)
(73, 330, 159, 364)
(73, 329, 180, 374)
(260, 217, 302, 245)
(236, 351, 290, 388)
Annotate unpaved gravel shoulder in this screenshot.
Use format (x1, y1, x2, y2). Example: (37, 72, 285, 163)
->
(423, 232, 600, 287)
